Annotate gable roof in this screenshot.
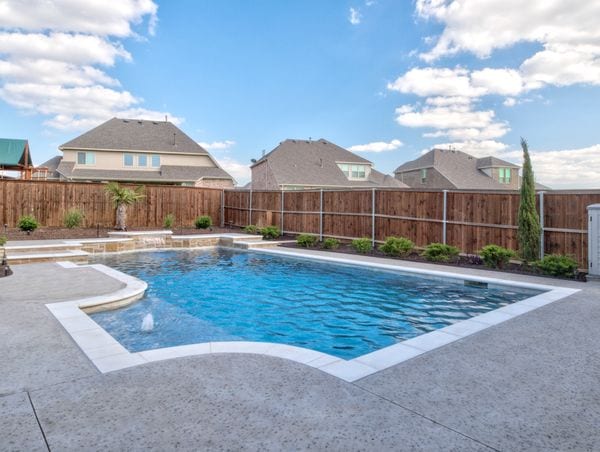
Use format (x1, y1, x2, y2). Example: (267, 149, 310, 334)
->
(59, 118, 210, 155)
(0, 138, 32, 166)
(253, 139, 406, 188)
(394, 148, 522, 190)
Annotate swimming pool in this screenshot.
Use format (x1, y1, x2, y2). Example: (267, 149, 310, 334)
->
(91, 248, 544, 359)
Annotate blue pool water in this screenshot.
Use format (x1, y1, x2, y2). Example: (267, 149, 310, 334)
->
(90, 248, 543, 359)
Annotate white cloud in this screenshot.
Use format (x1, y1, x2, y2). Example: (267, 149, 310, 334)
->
(349, 8, 361, 25)
(396, 102, 509, 141)
(415, 0, 600, 89)
(0, 1, 174, 131)
(216, 156, 251, 185)
(198, 140, 236, 151)
(349, 139, 403, 153)
(0, 0, 158, 37)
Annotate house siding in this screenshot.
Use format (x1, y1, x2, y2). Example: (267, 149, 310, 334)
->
(194, 178, 234, 189)
(62, 149, 214, 170)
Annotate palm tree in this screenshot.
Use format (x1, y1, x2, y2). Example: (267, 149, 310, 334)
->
(105, 182, 145, 230)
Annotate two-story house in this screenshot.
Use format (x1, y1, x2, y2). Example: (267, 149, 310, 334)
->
(250, 138, 406, 190)
(50, 118, 235, 188)
(394, 148, 545, 190)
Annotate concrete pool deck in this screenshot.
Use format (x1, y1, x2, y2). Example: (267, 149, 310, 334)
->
(1, 255, 599, 450)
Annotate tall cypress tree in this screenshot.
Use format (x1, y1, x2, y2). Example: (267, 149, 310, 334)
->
(517, 138, 541, 261)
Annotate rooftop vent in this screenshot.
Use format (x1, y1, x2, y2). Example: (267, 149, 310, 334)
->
(138, 120, 142, 124)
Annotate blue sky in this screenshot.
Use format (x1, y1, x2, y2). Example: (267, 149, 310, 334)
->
(1, 0, 599, 187)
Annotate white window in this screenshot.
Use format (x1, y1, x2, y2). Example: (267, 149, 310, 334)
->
(338, 163, 367, 180)
(499, 167, 511, 184)
(420, 168, 427, 183)
(151, 155, 160, 168)
(76, 151, 95, 165)
(123, 154, 134, 167)
(138, 154, 148, 167)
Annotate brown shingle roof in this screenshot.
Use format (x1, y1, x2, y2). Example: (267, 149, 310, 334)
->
(59, 118, 210, 155)
(254, 139, 406, 188)
(394, 149, 522, 190)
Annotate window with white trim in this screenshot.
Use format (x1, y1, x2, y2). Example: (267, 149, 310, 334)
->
(338, 163, 367, 180)
(420, 168, 427, 183)
(151, 155, 160, 167)
(499, 167, 511, 184)
(76, 151, 95, 165)
(123, 154, 134, 167)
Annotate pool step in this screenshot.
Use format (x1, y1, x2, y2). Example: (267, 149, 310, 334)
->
(232, 240, 295, 249)
(7, 249, 89, 265)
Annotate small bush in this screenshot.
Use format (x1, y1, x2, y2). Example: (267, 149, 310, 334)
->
(296, 234, 318, 248)
(18, 215, 39, 233)
(379, 236, 414, 256)
(322, 238, 340, 249)
(422, 243, 459, 262)
(243, 225, 259, 234)
(194, 215, 212, 229)
(480, 244, 515, 269)
(534, 254, 578, 277)
(0, 235, 6, 247)
(351, 237, 372, 254)
(163, 213, 175, 229)
(261, 226, 281, 240)
(63, 208, 84, 229)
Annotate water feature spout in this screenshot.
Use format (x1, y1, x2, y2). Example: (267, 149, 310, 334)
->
(141, 313, 154, 332)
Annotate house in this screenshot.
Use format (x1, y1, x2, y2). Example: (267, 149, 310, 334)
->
(0, 138, 34, 180)
(394, 148, 548, 190)
(51, 118, 235, 188)
(250, 139, 406, 190)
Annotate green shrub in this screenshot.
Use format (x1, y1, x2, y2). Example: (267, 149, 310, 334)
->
(63, 208, 84, 229)
(422, 243, 459, 262)
(296, 234, 318, 248)
(534, 254, 578, 277)
(18, 215, 39, 233)
(322, 238, 340, 249)
(243, 225, 259, 234)
(480, 244, 515, 269)
(194, 215, 212, 229)
(163, 213, 175, 229)
(0, 235, 6, 247)
(261, 226, 281, 240)
(351, 237, 372, 253)
(379, 236, 414, 256)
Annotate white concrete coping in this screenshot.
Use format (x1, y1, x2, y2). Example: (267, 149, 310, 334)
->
(5, 242, 80, 250)
(108, 230, 173, 237)
(45, 246, 580, 382)
(66, 238, 133, 244)
(9, 250, 89, 259)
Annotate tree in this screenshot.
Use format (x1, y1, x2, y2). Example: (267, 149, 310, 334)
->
(517, 138, 541, 261)
(105, 182, 145, 230)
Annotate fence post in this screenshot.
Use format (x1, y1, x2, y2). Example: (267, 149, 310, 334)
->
(539, 191, 545, 259)
(442, 190, 448, 244)
(371, 188, 376, 247)
(319, 189, 324, 241)
(280, 190, 284, 233)
(249, 189, 253, 226)
(220, 189, 225, 227)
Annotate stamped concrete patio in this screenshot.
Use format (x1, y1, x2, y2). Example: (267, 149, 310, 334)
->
(1, 254, 599, 451)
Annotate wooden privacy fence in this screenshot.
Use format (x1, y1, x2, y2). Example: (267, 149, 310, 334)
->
(224, 188, 600, 269)
(0, 180, 223, 229)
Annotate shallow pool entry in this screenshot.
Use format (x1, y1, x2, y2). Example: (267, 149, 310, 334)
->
(91, 248, 543, 359)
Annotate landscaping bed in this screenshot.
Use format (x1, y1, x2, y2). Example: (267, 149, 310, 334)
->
(279, 239, 587, 282)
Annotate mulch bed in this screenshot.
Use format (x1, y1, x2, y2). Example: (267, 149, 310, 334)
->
(279, 241, 587, 282)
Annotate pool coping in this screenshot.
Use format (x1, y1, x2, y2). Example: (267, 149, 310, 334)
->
(45, 247, 580, 382)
